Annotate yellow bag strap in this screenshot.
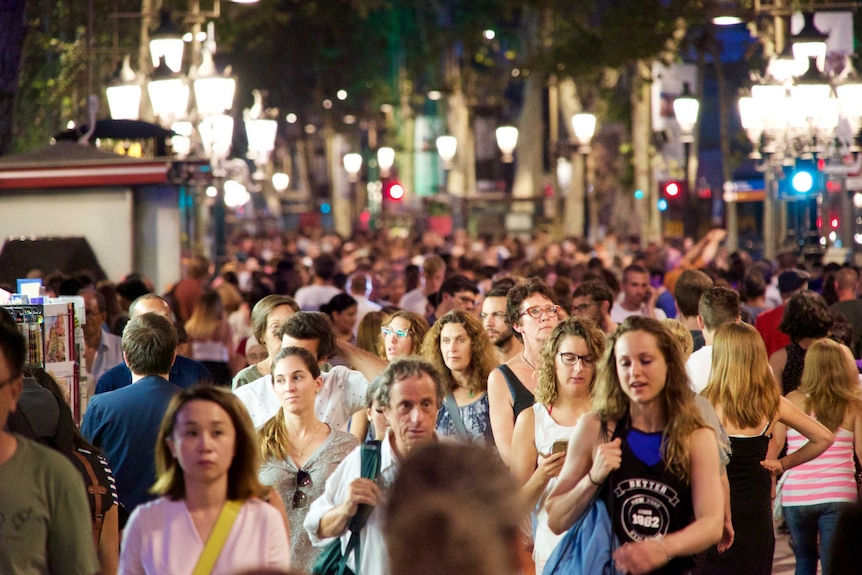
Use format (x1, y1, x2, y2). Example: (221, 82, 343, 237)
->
(192, 500, 242, 575)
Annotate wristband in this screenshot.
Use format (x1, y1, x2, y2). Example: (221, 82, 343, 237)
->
(587, 471, 602, 486)
(779, 459, 786, 473)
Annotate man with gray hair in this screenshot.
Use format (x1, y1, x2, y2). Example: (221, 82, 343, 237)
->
(95, 293, 212, 394)
(82, 313, 181, 518)
(304, 357, 445, 575)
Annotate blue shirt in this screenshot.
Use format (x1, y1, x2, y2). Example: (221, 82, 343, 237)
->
(95, 355, 213, 395)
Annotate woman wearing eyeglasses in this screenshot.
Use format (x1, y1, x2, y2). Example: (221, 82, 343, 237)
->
(258, 347, 359, 572)
(511, 317, 606, 573)
(421, 310, 498, 446)
(378, 311, 429, 362)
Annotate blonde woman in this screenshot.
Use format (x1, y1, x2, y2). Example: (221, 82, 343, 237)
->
(119, 386, 290, 574)
(699, 322, 833, 575)
(421, 310, 498, 446)
(258, 347, 359, 572)
(510, 317, 605, 572)
(546, 316, 724, 575)
(775, 338, 862, 575)
(185, 290, 241, 386)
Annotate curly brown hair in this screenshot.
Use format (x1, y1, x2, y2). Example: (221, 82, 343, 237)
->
(420, 310, 497, 395)
(535, 317, 606, 405)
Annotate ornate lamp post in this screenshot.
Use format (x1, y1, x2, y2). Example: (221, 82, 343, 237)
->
(343, 152, 363, 230)
(571, 113, 596, 239)
(673, 83, 700, 237)
(436, 135, 460, 229)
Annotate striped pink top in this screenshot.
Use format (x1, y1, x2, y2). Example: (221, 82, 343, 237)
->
(783, 426, 856, 506)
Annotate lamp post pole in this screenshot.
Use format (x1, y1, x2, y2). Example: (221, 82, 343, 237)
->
(436, 136, 459, 230)
(571, 113, 596, 240)
(674, 83, 700, 238)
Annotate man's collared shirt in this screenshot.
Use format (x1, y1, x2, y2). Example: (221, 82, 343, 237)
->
(87, 330, 124, 396)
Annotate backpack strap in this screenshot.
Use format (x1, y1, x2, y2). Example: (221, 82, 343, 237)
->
(71, 450, 108, 548)
(443, 393, 470, 442)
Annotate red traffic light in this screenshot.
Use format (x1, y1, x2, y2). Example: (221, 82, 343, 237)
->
(386, 182, 405, 201)
(662, 180, 683, 198)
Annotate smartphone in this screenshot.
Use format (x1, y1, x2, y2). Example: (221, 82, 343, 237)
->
(552, 440, 569, 454)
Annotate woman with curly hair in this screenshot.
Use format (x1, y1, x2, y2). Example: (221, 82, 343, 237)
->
(546, 316, 724, 575)
(770, 290, 834, 395)
(510, 317, 606, 572)
(420, 310, 498, 446)
(776, 338, 862, 575)
(699, 322, 832, 575)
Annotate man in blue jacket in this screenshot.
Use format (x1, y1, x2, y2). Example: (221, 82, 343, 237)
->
(82, 312, 180, 522)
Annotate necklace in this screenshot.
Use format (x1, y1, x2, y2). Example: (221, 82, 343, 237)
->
(290, 421, 321, 458)
(521, 352, 537, 371)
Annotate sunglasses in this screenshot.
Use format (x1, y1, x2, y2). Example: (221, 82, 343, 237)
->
(293, 468, 312, 509)
(381, 326, 412, 339)
(519, 305, 561, 320)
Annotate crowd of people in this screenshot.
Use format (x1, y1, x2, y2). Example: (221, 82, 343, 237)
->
(3, 225, 862, 574)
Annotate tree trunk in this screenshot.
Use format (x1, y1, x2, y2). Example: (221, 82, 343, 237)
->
(631, 59, 654, 242)
(512, 5, 544, 203)
(0, 0, 27, 156)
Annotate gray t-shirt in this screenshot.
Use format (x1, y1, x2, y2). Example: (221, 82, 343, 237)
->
(258, 429, 359, 573)
(0, 436, 100, 575)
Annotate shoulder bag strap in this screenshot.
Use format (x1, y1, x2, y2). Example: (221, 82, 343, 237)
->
(443, 393, 470, 442)
(192, 499, 243, 575)
(72, 450, 108, 548)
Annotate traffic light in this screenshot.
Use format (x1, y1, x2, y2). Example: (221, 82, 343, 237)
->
(385, 181, 405, 201)
(781, 158, 823, 198)
(662, 180, 684, 199)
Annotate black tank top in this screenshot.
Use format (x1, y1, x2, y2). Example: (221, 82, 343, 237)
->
(496, 365, 535, 422)
(604, 422, 697, 575)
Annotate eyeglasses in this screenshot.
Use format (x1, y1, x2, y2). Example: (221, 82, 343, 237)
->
(381, 326, 412, 339)
(519, 305, 561, 320)
(571, 302, 599, 314)
(558, 353, 595, 367)
(293, 469, 312, 509)
(456, 294, 478, 308)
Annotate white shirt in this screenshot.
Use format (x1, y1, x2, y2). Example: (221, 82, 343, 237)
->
(398, 287, 429, 315)
(686, 345, 713, 393)
(303, 433, 403, 575)
(294, 285, 343, 312)
(610, 302, 667, 324)
(233, 366, 367, 430)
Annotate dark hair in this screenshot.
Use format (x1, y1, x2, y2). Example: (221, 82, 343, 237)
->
(269, 346, 320, 380)
(486, 278, 516, 299)
(742, 271, 767, 300)
(122, 313, 178, 375)
(277, 311, 338, 361)
(779, 290, 833, 341)
(0, 320, 27, 380)
(622, 264, 648, 282)
(573, 280, 615, 309)
(674, 269, 714, 317)
(439, 274, 479, 297)
(698, 286, 741, 331)
(312, 254, 338, 281)
(320, 292, 358, 316)
(505, 277, 557, 342)
(116, 278, 151, 304)
(250, 294, 299, 344)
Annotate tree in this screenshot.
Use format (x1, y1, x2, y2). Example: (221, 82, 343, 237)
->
(0, 0, 27, 156)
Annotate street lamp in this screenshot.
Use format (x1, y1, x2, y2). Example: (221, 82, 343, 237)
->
(571, 113, 596, 239)
(149, 10, 185, 73)
(377, 147, 395, 178)
(343, 153, 363, 230)
(436, 135, 457, 170)
(272, 172, 290, 193)
(147, 56, 189, 124)
(106, 55, 141, 121)
(674, 83, 700, 237)
(792, 12, 828, 72)
(495, 126, 518, 163)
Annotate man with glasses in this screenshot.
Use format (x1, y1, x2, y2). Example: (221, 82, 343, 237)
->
(480, 280, 523, 363)
(487, 277, 561, 464)
(0, 309, 99, 574)
(305, 357, 445, 575)
(571, 280, 618, 334)
(79, 289, 124, 398)
(426, 274, 480, 325)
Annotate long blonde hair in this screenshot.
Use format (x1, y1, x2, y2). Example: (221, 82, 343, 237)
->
(799, 338, 862, 431)
(593, 316, 706, 483)
(702, 322, 780, 429)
